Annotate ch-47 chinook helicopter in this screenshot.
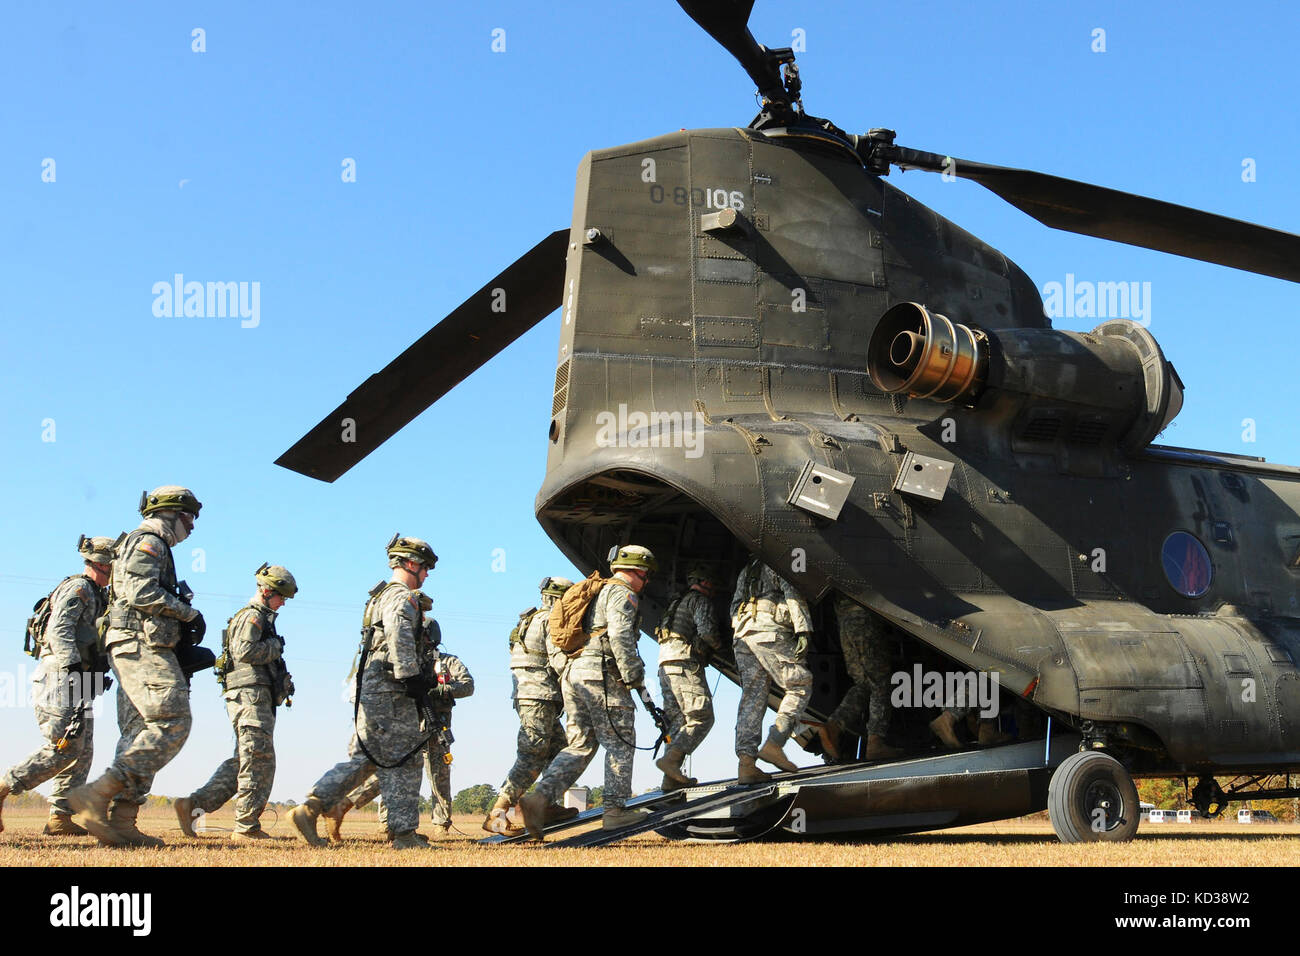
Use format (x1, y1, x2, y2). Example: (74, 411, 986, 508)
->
(276, 1, 1300, 845)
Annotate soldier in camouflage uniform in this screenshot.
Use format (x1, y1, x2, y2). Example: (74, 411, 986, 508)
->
(69, 486, 206, 847)
(818, 594, 903, 763)
(653, 563, 721, 790)
(518, 546, 656, 838)
(175, 564, 298, 840)
(323, 636, 475, 842)
(1, 536, 116, 837)
(482, 576, 578, 836)
(288, 535, 437, 851)
(730, 557, 814, 783)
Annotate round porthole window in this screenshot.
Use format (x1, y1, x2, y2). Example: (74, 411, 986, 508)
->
(1161, 531, 1212, 598)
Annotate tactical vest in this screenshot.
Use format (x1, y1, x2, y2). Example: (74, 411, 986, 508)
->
(359, 580, 426, 683)
(24, 574, 100, 666)
(105, 529, 179, 646)
(509, 606, 548, 668)
(218, 603, 280, 690)
(655, 592, 689, 644)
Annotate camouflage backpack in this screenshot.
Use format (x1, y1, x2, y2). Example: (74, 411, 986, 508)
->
(24, 575, 90, 659)
(547, 571, 609, 658)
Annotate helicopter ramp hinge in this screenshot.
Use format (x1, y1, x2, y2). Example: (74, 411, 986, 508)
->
(788, 459, 855, 520)
(892, 452, 954, 502)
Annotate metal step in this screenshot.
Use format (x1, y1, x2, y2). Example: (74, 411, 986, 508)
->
(549, 782, 784, 848)
(476, 787, 686, 845)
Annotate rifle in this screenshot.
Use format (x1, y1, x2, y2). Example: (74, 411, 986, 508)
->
(636, 686, 672, 758)
(56, 706, 86, 753)
(412, 690, 454, 765)
(270, 631, 294, 708)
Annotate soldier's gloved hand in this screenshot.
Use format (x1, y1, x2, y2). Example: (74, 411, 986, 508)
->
(432, 682, 454, 700)
(403, 674, 434, 699)
(186, 610, 207, 644)
(794, 632, 810, 657)
(100, 672, 113, 695)
(284, 674, 295, 698)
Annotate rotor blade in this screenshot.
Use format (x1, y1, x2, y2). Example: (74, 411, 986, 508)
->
(675, 0, 786, 102)
(275, 229, 569, 482)
(890, 146, 1300, 284)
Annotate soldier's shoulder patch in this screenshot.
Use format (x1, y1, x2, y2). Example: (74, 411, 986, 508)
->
(136, 540, 160, 558)
(624, 592, 640, 610)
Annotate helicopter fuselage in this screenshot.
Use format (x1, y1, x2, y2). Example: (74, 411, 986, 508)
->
(537, 126, 1300, 776)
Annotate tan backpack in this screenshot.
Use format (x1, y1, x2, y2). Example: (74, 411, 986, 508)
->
(547, 571, 609, 658)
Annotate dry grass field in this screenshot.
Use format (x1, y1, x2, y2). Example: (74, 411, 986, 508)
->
(4, 801, 1300, 866)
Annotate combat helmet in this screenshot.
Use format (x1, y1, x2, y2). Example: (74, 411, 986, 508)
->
(540, 576, 574, 599)
(139, 485, 202, 517)
(609, 544, 658, 574)
(387, 533, 438, 569)
(685, 561, 718, 593)
(78, 535, 117, 567)
(255, 563, 298, 599)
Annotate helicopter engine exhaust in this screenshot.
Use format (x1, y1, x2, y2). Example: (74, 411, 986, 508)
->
(867, 302, 1185, 452)
(868, 302, 988, 403)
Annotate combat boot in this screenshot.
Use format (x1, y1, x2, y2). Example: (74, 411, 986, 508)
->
(929, 711, 962, 750)
(288, 797, 328, 847)
(601, 805, 649, 830)
(482, 793, 523, 836)
(546, 803, 580, 824)
(68, 772, 126, 847)
(655, 747, 697, 790)
(232, 827, 273, 842)
(518, 791, 549, 841)
(737, 754, 771, 784)
(109, 801, 165, 848)
(322, 797, 352, 844)
(431, 823, 451, 838)
(391, 830, 429, 850)
(0, 781, 8, 834)
(978, 721, 1012, 746)
(43, 813, 88, 837)
(174, 796, 198, 838)
(818, 719, 843, 761)
(758, 732, 799, 773)
(865, 734, 903, 762)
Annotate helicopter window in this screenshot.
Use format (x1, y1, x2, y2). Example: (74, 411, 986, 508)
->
(1161, 532, 1213, 598)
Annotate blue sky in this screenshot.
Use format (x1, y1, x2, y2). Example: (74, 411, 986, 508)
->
(3, 1, 1299, 812)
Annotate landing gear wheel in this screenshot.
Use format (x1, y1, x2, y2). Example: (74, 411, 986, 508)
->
(1048, 750, 1139, 843)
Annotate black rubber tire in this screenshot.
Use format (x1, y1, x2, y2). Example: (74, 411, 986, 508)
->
(1048, 750, 1140, 843)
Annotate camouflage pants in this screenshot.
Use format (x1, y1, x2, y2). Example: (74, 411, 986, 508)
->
(308, 693, 424, 835)
(500, 699, 568, 803)
(734, 630, 812, 756)
(190, 687, 277, 832)
(107, 638, 192, 807)
(658, 661, 714, 755)
(347, 737, 452, 827)
(830, 598, 893, 737)
(534, 676, 635, 810)
(3, 706, 94, 815)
